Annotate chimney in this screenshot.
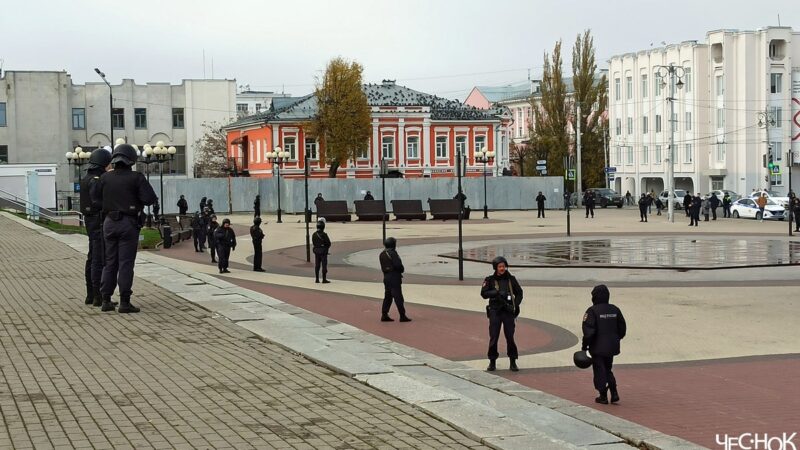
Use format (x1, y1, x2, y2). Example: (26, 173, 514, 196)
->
(382, 79, 396, 86)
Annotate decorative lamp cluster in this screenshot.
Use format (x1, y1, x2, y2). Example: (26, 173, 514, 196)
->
(266, 146, 291, 161)
(476, 146, 495, 160)
(141, 141, 177, 159)
(65, 147, 91, 160)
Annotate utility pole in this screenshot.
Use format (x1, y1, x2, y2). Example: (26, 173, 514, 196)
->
(758, 107, 775, 191)
(603, 123, 608, 189)
(656, 63, 686, 223)
(576, 103, 582, 205)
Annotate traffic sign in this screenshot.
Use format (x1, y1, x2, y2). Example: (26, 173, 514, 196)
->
(536, 165, 547, 170)
(608, 174, 616, 182)
(567, 169, 576, 180)
(541, 169, 547, 175)
(537, 159, 547, 165)
(604, 167, 617, 173)
(771, 166, 781, 175)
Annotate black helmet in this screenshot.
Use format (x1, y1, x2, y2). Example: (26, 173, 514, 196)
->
(111, 144, 137, 166)
(254, 217, 262, 225)
(384, 237, 396, 249)
(573, 350, 592, 369)
(316, 218, 325, 230)
(88, 148, 112, 169)
(491, 256, 509, 271)
(222, 218, 231, 225)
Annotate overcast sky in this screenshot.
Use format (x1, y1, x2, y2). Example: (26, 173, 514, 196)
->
(2, 0, 798, 99)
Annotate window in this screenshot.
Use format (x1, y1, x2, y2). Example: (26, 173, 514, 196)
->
(356, 144, 369, 159)
(455, 136, 467, 158)
(671, 113, 678, 132)
(773, 174, 783, 186)
(641, 75, 648, 98)
(615, 146, 621, 165)
(407, 136, 419, 159)
(684, 68, 692, 93)
(134, 108, 147, 129)
(685, 143, 693, 163)
(172, 108, 184, 128)
(305, 138, 318, 160)
(642, 145, 649, 164)
(716, 108, 725, 128)
(770, 107, 783, 128)
(167, 145, 186, 174)
(770, 74, 782, 94)
(0, 145, 7, 163)
(435, 136, 448, 159)
(614, 78, 621, 100)
(283, 137, 296, 159)
(654, 73, 662, 96)
(773, 142, 782, 162)
(655, 115, 662, 133)
(685, 111, 692, 131)
(615, 118, 622, 136)
(716, 143, 725, 162)
(236, 103, 248, 115)
(111, 108, 124, 129)
(381, 136, 395, 159)
(627, 117, 633, 135)
(642, 116, 648, 134)
(474, 135, 486, 158)
(255, 103, 262, 112)
(72, 108, 85, 130)
(626, 146, 633, 165)
(0, 103, 5, 126)
(716, 75, 724, 96)
(711, 177, 724, 190)
(655, 145, 662, 164)
(626, 76, 632, 99)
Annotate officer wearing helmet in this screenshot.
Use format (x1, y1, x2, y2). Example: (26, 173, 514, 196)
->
(207, 214, 219, 263)
(250, 217, 265, 272)
(581, 284, 627, 404)
(81, 147, 113, 307)
(312, 219, 331, 283)
(480, 256, 523, 372)
(190, 211, 204, 252)
(379, 237, 411, 322)
(93, 144, 157, 313)
(213, 218, 236, 273)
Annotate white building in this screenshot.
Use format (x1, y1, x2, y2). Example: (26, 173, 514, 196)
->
(235, 89, 290, 117)
(0, 70, 236, 204)
(608, 26, 800, 197)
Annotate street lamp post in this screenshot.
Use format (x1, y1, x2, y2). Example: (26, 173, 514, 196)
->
(266, 147, 290, 223)
(456, 146, 465, 281)
(788, 150, 794, 237)
(655, 63, 686, 224)
(94, 68, 113, 148)
(380, 158, 389, 242)
(138, 142, 163, 228)
(304, 151, 310, 262)
(475, 146, 495, 219)
(66, 147, 91, 211)
(145, 141, 176, 225)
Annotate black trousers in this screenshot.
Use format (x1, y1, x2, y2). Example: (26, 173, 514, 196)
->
(711, 207, 717, 220)
(487, 308, 518, 360)
(794, 211, 800, 230)
(84, 215, 104, 297)
(585, 204, 594, 217)
(639, 207, 647, 221)
(314, 249, 328, 279)
(382, 279, 406, 316)
(101, 216, 140, 300)
(537, 205, 545, 218)
(591, 355, 617, 393)
(253, 241, 263, 270)
(690, 211, 699, 225)
(217, 245, 231, 270)
(209, 240, 216, 261)
(254, 209, 260, 218)
(193, 230, 204, 251)
(685, 206, 690, 216)
(723, 205, 731, 218)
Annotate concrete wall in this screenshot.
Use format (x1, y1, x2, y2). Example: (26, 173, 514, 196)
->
(153, 176, 564, 215)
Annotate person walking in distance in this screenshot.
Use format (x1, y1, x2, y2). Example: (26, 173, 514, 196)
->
(199, 196, 207, 212)
(314, 193, 325, 210)
(190, 212, 203, 252)
(683, 192, 692, 217)
(536, 191, 546, 218)
(177, 194, 188, 215)
(654, 197, 663, 216)
(791, 192, 800, 232)
(312, 219, 331, 283)
(254, 194, 261, 219)
(625, 190, 632, 206)
(702, 195, 710, 222)
(638, 194, 648, 222)
(480, 256, 523, 372)
(214, 218, 236, 274)
(710, 193, 720, 220)
(379, 237, 411, 322)
(756, 193, 767, 222)
(81, 148, 112, 307)
(93, 144, 157, 313)
(584, 190, 595, 218)
(690, 193, 702, 227)
(582, 285, 626, 404)
(722, 193, 732, 218)
(250, 217, 265, 272)
(207, 214, 219, 263)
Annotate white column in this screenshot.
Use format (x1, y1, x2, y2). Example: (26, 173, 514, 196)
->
(398, 119, 406, 168)
(422, 119, 431, 168)
(372, 120, 380, 172)
(272, 126, 279, 150)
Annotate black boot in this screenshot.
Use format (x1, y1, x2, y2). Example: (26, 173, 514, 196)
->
(610, 387, 620, 403)
(399, 315, 412, 322)
(509, 358, 519, 372)
(118, 298, 140, 314)
(92, 289, 103, 307)
(380, 314, 394, 322)
(595, 390, 609, 404)
(100, 295, 116, 312)
(322, 278, 330, 284)
(487, 360, 496, 371)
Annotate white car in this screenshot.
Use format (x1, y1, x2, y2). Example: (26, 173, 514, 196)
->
(658, 189, 687, 209)
(748, 190, 789, 208)
(708, 190, 740, 202)
(731, 198, 786, 220)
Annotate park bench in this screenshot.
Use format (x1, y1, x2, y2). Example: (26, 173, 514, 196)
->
(390, 200, 426, 220)
(427, 198, 470, 221)
(316, 200, 352, 222)
(354, 200, 389, 221)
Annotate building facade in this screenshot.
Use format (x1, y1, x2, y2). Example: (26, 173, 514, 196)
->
(0, 70, 236, 198)
(608, 26, 800, 197)
(235, 89, 291, 117)
(225, 80, 511, 179)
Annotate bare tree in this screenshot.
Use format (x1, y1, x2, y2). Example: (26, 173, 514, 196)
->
(193, 121, 230, 178)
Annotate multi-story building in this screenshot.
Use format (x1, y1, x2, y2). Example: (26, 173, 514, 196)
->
(608, 26, 800, 197)
(224, 80, 511, 179)
(235, 88, 291, 117)
(0, 70, 236, 199)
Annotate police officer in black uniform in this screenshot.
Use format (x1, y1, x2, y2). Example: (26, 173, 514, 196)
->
(791, 192, 800, 232)
(250, 217, 265, 272)
(81, 148, 112, 307)
(254, 194, 261, 218)
(480, 256, 523, 372)
(190, 212, 203, 252)
(379, 237, 411, 322)
(207, 214, 219, 263)
(207, 199, 215, 215)
(199, 197, 207, 212)
(584, 190, 595, 218)
(536, 191, 546, 218)
(638, 193, 648, 222)
(581, 284, 627, 404)
(214, 218, 236, 273)
(363, 191, 374, 201)
(177, 195, 188, 215)
(312, 219, 331, 283)
(94, 144, 157, 313)
(689, 193, 702, 226)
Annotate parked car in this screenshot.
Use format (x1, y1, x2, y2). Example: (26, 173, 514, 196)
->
(658, 189, 688, 209)
(588, 188, 624, 208)
(731, 198, 785, 220)
(748, 190, 789, 208)
(708, 190, 740, 202)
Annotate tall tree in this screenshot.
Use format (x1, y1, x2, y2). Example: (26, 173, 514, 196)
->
(509, 143, 535, 176)
(572, 29, 608, 190)
(531, 40, 570, 183)
(193, 121, 230, 178)
(309, 57, 372, 177)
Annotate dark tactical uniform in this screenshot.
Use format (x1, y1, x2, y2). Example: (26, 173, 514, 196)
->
(214, 219, 236, 273)
(312, 221, 331, 283)
(379, 238, 410, 322)
(199, 197, 207, 213)
(710, 194, 720, 220)
(177, 196, 188, 215)
(80, 148, 112, 307)
(582, 285, 627, 403)
(250, 218, 265, 272)
(638, 194, 648, 222)
(683, 193, 692, 216)
(363, 192, 374, 201)
(690, 195, 702, 226)
(536, 193, 546, 218)
(207, 216, 219, 262)
(792, 195, 800, 232)
(480, 256, 523, 371)
(584, 191, 595, 218)
(314, 194, 325, 210)
(190, 212, 204, 252)
(94, 144, 157, 313)
(206, 199, 215, 215)
(722, 194, 732, 218)
(254, 195, 261, 218)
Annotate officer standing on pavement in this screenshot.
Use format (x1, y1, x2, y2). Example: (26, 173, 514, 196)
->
(584, 190, 595, 218)
(480, 256, 523, 372)
(638, 193, 648, 222)
(254, 194, 261, 218)
(250, 217, 265, 272)
(722, 193, 732, 218)
(190, 212, 203, 252)
(207, 214, 219, 263)
(536, 191, 546, 218)
(312, 219, 331, 283)
(177, 195, 188, 215)
(214, 218, 236, 273)
(581, 284, 627, 404)
(94, 144, 157, 313)
(791, 192, 800, 232)
(81, 148, 112, 307)
(199, 197, 207, 212)
(379, 237, 411, 322)
(690, 193, 702, 226)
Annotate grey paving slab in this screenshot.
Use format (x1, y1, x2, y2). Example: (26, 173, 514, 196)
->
(356, 373, 461, 405)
